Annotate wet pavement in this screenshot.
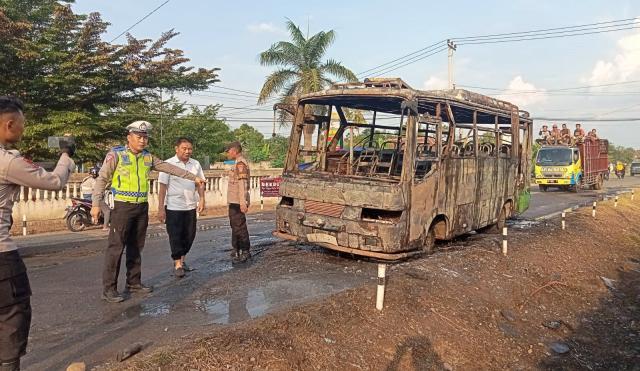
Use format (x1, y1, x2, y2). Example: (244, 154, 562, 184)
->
(20, 213, 374, 370)
(17, 176, 640, 369)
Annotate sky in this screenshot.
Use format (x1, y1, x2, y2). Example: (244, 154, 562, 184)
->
(72, 0, 640, 148)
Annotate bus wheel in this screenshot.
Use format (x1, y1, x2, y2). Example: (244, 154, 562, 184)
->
(539, 185, 548, 192)
(495, 204, 508, 232)
(483, 203, 509, 234)
(422, 225, 436, 254)
(593, 175, 603, 190)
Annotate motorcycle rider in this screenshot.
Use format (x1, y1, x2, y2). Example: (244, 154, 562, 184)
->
(80, 166, 99, 199)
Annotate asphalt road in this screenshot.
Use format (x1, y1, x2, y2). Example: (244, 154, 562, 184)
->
(520, 176, 640, 219)
(17, 175, 640, 370)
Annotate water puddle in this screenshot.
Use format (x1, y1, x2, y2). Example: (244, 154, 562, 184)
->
(192, 276, 354, 325)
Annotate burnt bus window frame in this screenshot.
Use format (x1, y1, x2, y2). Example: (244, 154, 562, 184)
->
(285, 96, 417, 182)
(283, 95, 529, 182)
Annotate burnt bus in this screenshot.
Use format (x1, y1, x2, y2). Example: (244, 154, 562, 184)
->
(273, 78, 532, 260)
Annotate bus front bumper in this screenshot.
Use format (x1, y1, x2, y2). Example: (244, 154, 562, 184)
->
(272, 231, 422, 260)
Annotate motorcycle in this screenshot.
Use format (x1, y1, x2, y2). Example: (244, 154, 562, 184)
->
(64, 197, 103, 232)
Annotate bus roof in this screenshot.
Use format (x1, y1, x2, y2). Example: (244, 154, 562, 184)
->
(298, 78, 532, 125)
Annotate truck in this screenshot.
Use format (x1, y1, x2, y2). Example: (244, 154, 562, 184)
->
(631, 160, 640, 176)
(534, 140, 609, 192)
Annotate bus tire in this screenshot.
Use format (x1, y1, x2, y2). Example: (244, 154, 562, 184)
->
(539, 185, 548, 192)
(422, 225, 436, 254)
(483, 203, 509, 234)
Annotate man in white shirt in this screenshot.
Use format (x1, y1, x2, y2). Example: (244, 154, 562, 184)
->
(158, 137, 205, 278)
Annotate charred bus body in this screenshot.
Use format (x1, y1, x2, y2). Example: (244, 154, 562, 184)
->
(273, 78, 533, 260)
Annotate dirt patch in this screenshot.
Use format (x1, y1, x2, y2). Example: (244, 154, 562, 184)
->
(121, 195, 640, 370)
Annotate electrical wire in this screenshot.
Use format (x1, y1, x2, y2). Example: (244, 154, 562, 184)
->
(451, 17, 640, 41)
(109, 0, 172, 42)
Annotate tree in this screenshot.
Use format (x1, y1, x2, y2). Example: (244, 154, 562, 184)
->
(266, 135, 288, 168)
(233, 124, 269, 162)
(0, 0, 219, 161)
(120, 96, 233, 163)
(257, 20, 357, 151)
(608, 143, 637, 164)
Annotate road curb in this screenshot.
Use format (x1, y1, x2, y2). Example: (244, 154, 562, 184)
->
(18, 211, 273, 258)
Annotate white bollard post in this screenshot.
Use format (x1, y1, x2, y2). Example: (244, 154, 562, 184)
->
(22, 215, 27, 236)
(502, 227, 508, 256)
(592, 201, 597, 218)
(615, 195, 618, 208)
(376, 264, 386, 311)
(561, 212, 566, 230)
(260, 195, 264, 210)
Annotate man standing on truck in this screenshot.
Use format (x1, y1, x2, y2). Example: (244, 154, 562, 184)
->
(224, 141, 251, 264)
(91, 121, 206, 303)
(550, 124, 561, 144)
(0, 97, 76, 371)
(560, 124, 571, 144)
(574, 123, 586, 142)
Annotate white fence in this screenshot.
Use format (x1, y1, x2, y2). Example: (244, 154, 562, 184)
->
(12, 174, 280, 222)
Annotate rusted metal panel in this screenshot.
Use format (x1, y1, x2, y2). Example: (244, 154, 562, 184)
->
(305, 200, 345, 218)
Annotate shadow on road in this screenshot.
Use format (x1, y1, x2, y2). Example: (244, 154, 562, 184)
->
(538, 257, 640, 370)
(385, 336, 446, 371)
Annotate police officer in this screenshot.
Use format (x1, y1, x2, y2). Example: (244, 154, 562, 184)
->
(0, 97, 75, 371)
(91, 121, 205, 303)
(224, 141, 251, 263)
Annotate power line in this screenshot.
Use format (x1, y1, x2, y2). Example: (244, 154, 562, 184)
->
(451, 17, 639, 41)
(456, 25, 640, 46)
(458, 80, 640, 93)
(362, 46, 449, 78)
(355, 40, 447, 77)
(350, 17, 640, 79)
(109, 0, 172, 43)
(209, 86, 261, 96)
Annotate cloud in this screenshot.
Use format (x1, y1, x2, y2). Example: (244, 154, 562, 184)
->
(585, 27, 640, 86)
(496, 75, 548, 108)
(423, 75, 448, 90)
(247, 22, 282, 34)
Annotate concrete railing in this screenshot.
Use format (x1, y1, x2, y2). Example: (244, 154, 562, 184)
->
(11, 169, 283, 222)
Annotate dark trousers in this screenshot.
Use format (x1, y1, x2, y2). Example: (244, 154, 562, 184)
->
(0, 251, 31, 363)
(103, 201, 149, 292)
(228, 204, 250, 252)
(165, 208, 197, 260)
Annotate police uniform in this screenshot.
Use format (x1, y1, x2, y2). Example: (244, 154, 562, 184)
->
(92, 121, 198, 302)
(0, 146, 74, 370)
(227, 149, 251, 262)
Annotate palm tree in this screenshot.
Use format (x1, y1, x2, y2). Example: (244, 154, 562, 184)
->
(258, 20, 357, 151)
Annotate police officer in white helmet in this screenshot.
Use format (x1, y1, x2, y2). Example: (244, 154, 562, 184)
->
(91, 121, 205, 303)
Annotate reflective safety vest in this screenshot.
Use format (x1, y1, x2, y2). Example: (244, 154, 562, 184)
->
(111, 146, 153, 203)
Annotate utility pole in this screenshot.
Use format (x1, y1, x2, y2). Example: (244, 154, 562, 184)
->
(272, 109, 276, 138)
(159, 88, 164, 158)
(447, 39, 457, 90)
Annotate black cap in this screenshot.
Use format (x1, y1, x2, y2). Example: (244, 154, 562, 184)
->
(224, 141, 242, 152)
